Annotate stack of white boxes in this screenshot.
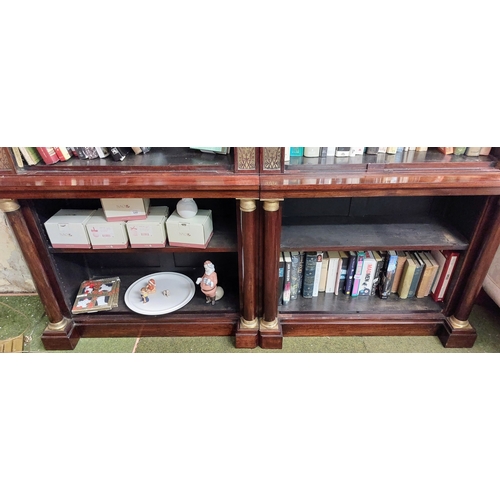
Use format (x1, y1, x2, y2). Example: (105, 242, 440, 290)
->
(165, 209, 213, 248)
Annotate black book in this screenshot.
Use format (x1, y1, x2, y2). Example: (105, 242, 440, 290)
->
(109, 147, 130, 161)
(343, 251, 358, 296)
(302, 252, 317, 299)
(297, 251, 305, 296)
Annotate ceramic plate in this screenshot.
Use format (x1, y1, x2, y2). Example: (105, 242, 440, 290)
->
(124, 272, 195, 315)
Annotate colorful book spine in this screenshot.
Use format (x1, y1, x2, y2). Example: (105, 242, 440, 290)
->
(379, 251, 398, 299)
(351, 251, 366, 297)
(282, 251, 292, 305)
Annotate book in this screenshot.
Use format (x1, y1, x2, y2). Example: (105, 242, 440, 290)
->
(36, 147, 60, 165)
(365, 147, 379, 155)
(479, 147, 491, 155)
(53, 147, 71, 161)
(19, 147, 42, 166)
(312, 251, 324, 297)
(351, 251, 366, 297)
(297, 252, 305, 296)
(370, 250, 384, 296)
(336, 250, 350, 295)
(302, 252, 318, 298)
(386, 147, 398, 154)
(95, 147, 110, 158)
(407, 252, 425, 299)
(109, 147, 130, 161)
(277, 252, 285, 305)
(290, 251, 301, 300)
(71, 277, 120, 314)
(11, 147, 24, 168)
(358, 251, 377, 297)
(343, 251, 358, 296)
(421, 251, 440, 297)
(453, 147, 466, 155)
(303, 147, 321, 158)
(430, 250, 460, 302)
(397, 252, 417, 299)
(335, 147, 351, 157)
(318, 252, 330, 292)
(379, 251, 398, 299)
(282, 251, 292, 305)
(465, 147, 481, 157)
(391, 251, 408, 293)
(131, 147, 144, 154)
(415, 251, 439, 298)
(83, 147, 100, 159)
(325, 251, 340, 294)
(438, 147, 454, 154)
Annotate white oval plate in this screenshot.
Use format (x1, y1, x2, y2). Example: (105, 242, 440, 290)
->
(124, 272, 195, 315)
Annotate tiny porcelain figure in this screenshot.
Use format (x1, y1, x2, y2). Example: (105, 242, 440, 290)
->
(140, 287, 149, 303)
(146, 278, 156, 294)
(196, 260, 224, 305)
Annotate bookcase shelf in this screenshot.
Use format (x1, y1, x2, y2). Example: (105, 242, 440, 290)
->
(2, 146, 500, 350)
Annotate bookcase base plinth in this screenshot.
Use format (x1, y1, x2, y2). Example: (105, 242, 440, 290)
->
(41, 318, 79, 350)
(235, 319, 259, 348)
(259, 319, 283, 349)
(437, 317, 477, 348)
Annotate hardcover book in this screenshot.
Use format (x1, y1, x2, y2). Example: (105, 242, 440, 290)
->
(407, 252, 425, 299)
(302, 252, 318, 299)
(325, 251, 340, 294)
(415, 251, 439, 298)
(36, 147, 60, 165)
(379, 251, 398, 299)
(19, 147, 42, 166)
(343, 251, 358, 296)
(282, 251, 292, 305)
(336, 250, 350, 295)
(290, 251, 301, 300)
(391, 251, 408, 293)
(318, 252, 330, 293)
(312, 251, 324, 297)
(297, 252, 305, 296)
(397, 252, 417, 299)
(370, 250, 384, 296)
(351, 251, 366, 297)
(53, 147, 71, 161)
(430, 250, 460, 302)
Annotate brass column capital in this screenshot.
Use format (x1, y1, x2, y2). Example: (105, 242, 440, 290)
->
(0, 199, 21, 213)
(448, 315, 472, 329)
(238, 199, 257, 212)
(261, 199, 283, 212)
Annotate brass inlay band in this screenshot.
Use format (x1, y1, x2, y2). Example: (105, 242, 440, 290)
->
(0, 199, 21, 213)
(448, 315, 471, 329)
(47, 317, 70, 332)
(260, 318, 279, 330)
(240, 317, 259, 329)
(238, 199, 257, 212)
(261, 199, 282, 212)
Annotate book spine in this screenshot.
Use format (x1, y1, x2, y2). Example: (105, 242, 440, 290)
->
(290, 251, 301, 300)
(343, 251, 358, 296)
(297, 252, 305, 296)
(379, 252, 398, 299)
(302, 252, 317, 298)
(277, 253, 285, 305)
(351, 251, 365, 297)
(282, 252, 292, 305)
(370, 251, 385, 296)
(312, 251, 324, 297)
(431, 251, 459, 302)
(358, 252, 376, 297)
(53, 147, 71, 161)
(407, 253, 424, 298)
(36, 147, 59, 165)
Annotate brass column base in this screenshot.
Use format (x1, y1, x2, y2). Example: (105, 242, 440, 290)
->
(437, 316, 477, 348)
(41, 318, 79, 350)
(259, 318, 283, 349)
(235, 317, 259, 349)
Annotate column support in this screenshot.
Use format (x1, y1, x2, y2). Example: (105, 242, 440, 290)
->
(258, 199, 283, 349)
(0, 199, 77, 350)
(234, 198, 259, 348)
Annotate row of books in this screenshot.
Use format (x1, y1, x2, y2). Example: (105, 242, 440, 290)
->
(11, 146, 151, 167)
(278, 249, 460, 305)
(284, 147, 492, 159)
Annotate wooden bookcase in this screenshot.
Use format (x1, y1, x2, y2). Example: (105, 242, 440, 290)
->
(2, 146, 500, 350)
(0, 147, 261, 349)
(258, 148, 500, 349)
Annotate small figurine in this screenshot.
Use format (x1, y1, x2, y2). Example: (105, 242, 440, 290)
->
(196, 260, 224, 305)
(140, 287, 150, 303)
(146, 278, 156, 294)
(162, 290, 170, 297)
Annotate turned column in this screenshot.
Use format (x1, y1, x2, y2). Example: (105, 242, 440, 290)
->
(234, 198, 259, 348)
(0, 199, 77, 349)
(439, 196, 500, 347)
(259, 198, 283, 349)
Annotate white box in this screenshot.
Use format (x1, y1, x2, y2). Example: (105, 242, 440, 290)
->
(166, 209, 213, 248)
(44, 209, 96, 248)
(100, 198, 150, 221)
(126, 206, 169, 248)
(86, 209, 129, 249)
